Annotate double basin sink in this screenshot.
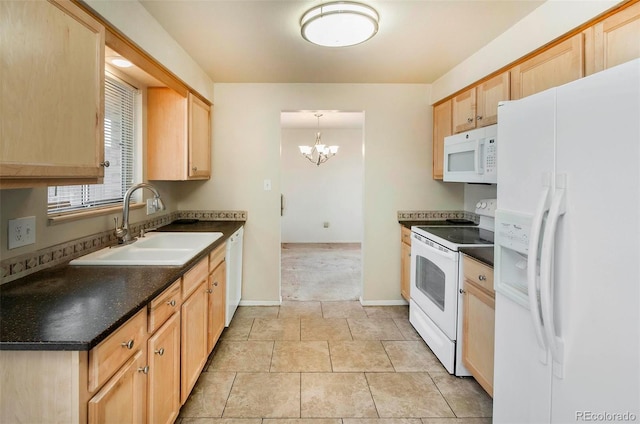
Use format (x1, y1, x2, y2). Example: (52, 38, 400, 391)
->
(70, 232, 223, 266)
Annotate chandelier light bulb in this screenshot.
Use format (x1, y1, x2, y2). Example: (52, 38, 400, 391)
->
(298, 113, 339, 166)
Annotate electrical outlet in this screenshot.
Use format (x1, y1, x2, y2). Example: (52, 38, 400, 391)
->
(263, 179, 272, 191)
(146, 198, 156, 215)
(323, 222, 330, 228)
(8, 216, 36, 249)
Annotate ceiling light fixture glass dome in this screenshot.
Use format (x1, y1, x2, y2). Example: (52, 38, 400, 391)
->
(300, 1, 379, 47)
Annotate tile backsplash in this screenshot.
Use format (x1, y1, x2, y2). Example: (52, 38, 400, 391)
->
(397, 210, 479, 223)
(0, 210, 247, 284)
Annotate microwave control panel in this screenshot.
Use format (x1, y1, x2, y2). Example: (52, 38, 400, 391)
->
(486, 138, 497, 173)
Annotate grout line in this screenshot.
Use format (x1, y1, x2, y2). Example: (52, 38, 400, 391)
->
(220, 371, 238, 419)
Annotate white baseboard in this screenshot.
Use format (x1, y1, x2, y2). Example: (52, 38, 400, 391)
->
(359, 297, 409, 306)
(239, 299, 282, 306)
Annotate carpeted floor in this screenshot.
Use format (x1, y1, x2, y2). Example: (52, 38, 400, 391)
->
(281, 243, 361, 301)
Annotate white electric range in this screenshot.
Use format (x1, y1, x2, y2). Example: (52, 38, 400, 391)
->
(409, 199, 495, 375)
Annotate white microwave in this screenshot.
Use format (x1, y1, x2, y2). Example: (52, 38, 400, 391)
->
(443, 124, 497, 184)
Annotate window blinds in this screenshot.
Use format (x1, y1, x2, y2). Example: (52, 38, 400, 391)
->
(48, 75, 137, 214)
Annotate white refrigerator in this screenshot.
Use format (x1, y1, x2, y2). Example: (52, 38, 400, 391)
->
(493, 58, 640, 423)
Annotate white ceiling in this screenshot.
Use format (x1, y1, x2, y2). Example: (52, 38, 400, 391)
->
(139, 0, 544, 84)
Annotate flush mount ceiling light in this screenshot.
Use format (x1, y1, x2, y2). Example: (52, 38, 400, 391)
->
(299, 113, 339, 166)
(110, 57, 133, 68)
(300, 1, 379, 47)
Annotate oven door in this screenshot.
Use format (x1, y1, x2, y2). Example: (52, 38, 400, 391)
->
(410, 232, 460, 339)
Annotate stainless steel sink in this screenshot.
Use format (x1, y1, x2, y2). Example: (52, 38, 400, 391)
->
(69, 232, 223, 266)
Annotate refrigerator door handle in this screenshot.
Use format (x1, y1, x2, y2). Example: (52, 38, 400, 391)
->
(540, 175, 567, 378)
(527, 183, 551, 362)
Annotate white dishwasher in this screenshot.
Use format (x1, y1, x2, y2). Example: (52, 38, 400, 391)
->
(225, 226, 243, 326)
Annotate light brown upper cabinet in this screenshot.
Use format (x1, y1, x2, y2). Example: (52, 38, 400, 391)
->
(510, 33, 584, 100)
(147, 88, 211, 181)
(0, 0, 105, 188)
(452, 87, 477, 133)
(476, 72, 510, 127)
(584, 1, 640, 76)
(432, 100, 452, 180)
(452, 72, 510, 133)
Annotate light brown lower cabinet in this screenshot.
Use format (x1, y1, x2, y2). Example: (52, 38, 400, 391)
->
(461, 255, 495, 397)
(88, 349, 147, 424)
(147, 312, 181, 424)
(208, 260, 226, 352)
(181, 279, 210, 405)
(400, 226, 411, 301)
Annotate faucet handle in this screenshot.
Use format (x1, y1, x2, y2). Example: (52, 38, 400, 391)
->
(114, 217, 126, 240)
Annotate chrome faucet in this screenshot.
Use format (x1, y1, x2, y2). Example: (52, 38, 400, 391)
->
(114, 182, 166, 245)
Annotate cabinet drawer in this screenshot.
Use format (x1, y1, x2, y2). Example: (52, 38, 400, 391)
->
(401, 226, 412, 246)
(209, 243, 226, 272)
(463, 256, 494, 294)
(89, 307, 147, 392)
(148, 279, 181, 333)
(183, 257, 209, 299)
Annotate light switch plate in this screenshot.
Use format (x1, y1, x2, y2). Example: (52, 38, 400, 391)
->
(8, 216, 36, 249)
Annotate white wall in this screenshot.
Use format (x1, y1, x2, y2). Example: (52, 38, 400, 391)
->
(431, 0, 620, 103)
(176, 83, 465, 304)
(464, 184, 498, 212)
(281, 127, 363, 243)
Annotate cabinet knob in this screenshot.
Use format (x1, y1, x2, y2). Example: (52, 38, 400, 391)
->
(154, 348, 165, 356)
(467, 117, 473, 123)
(192, 166, 198, 172)
(121, 340, 134, 349)
(137, 366, 149, 374)
(206, 288, 213, 294)
(213, 281, 218, 287)
(476, 115, 483, 120)
(478, 275, 487, 281)
(100, 161, 110, 168)
(459, 288, 466, 294)
(167, 299, 176, 307)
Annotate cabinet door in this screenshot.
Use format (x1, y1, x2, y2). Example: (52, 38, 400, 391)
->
(585, 1, 640, 76)
(432, 100, 452, 180)
(148, 313, 181, 424)
(208, 261, 226, 353)
(462, 280, 495, 397)
(0, 0, 105, 188)
(510, 33, 584, 100)
(88, 349, 147, 424)
(476, 72, 510, 127)
(147, 88, 188, 181)
(188, 94, 211, 179)
(400, 240, 411, 301)
(452, 87, 477, 133)
(181, 280, 209, 405)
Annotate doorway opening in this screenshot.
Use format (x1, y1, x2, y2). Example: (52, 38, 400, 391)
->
(279, 110, 364, 301)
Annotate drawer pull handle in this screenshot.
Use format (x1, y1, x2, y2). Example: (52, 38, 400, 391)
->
(155, 348, 165, 356)
(138, 366, 149, 374)
(167, 299, 176, 307)
(121, 340, 134, 349)
(478, 275, 487, 281)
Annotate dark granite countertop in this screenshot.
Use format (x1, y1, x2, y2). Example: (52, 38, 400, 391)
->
(460, 247, 494, 267)
(0, 220, 244, 351)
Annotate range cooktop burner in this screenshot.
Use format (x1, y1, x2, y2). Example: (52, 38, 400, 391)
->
(415, 226, 494, 245)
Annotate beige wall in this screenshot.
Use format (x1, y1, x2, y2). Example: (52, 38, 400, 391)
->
(431, 0, 620, 103)
(175, 83, 464, 304)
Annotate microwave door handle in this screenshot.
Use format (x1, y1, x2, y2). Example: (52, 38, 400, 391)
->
(476, 139, 485, 174)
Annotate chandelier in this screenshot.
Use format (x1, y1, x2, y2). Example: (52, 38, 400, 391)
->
(300, 1, 379, 48)
(298, 113, 339, 166)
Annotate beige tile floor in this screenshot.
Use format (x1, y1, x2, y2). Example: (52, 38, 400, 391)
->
(175, 302, 492, 424)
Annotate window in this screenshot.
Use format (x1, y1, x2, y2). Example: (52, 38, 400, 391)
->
(48, 74, 138, 214)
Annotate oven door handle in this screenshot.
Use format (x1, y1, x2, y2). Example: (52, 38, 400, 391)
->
(413, 235, 457, 261)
